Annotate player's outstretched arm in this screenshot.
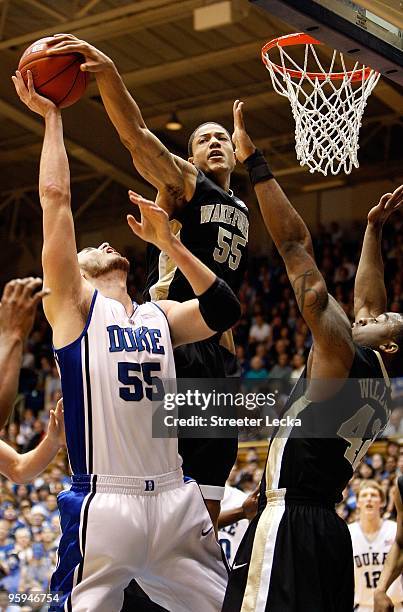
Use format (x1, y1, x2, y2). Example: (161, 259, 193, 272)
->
(0, 400, 64, 484)
(354, 185, 403, 321)
(46, 35, 197, 211)
(12, 71, 92, 334)
(232, 100, 354, 377)
(0, 278, 49, 428)
(127, 191, 240, 346)
(374, 485, 403, 612)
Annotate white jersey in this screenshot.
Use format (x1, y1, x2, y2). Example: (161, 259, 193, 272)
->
(349, 519, 403, 608)
(218, 485, 249, 566)
(55, 290, 180, 477)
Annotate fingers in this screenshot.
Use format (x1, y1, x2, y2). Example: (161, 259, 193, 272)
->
(21, 277, 42, 299)
(128, 191, 163, 222)
(2, 279, 23, 300)
(47, 42, 83, 55)
(26, 69, 35, 96)
(233, 99, 245, 129)
(51, 33, 79, 42)
(20, 278, 50, 306)
(11, 70, 28, 99)
(54, 399, 64, 419)
(385, 184, 403, 210)
(31, 288, 51, 307)
(127, 214, 143, 237)
(128, 190, 157, 209)
(7, 279, 27, 301)
(379, 192, 393, 209)
(46, 33, 80, 50)
(1, 277, 50, 308)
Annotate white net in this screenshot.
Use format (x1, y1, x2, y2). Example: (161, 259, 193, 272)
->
(262, 38, 381, 175)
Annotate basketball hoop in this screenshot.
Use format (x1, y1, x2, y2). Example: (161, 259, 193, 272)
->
(261, 33, 381, 176)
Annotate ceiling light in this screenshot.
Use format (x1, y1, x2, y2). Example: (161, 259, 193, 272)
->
(166, 112, 182, 131)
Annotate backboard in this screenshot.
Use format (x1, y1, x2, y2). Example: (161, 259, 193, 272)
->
(249, 0, 403, 85)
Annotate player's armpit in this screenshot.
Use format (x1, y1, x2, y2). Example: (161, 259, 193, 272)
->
(128, 130, 197, 205)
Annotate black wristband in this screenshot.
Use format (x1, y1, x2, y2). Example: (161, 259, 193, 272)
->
(198, 278, 241, 334)
(244, 149, 274, 186)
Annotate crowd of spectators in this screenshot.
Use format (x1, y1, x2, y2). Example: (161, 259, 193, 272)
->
(229, 440, 403, 524)
(0, 217, 401, 603)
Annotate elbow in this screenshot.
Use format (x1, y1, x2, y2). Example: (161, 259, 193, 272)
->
(278, 240, 304, 258)
(199, 280, 241, 333)
(40, 184, 70, 204)
(120, 125, 147, 151)
(6, 462, 25, 485)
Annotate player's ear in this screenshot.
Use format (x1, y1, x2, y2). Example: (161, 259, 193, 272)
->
(188, 156, 195, 165)
(379, 341, 399, 354)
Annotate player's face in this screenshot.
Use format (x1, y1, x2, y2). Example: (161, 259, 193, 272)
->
(352, 312, 401, 350)
(357, 487, 383, 517)
(189, 123, 236, 175)
(78, 243, 130, 278)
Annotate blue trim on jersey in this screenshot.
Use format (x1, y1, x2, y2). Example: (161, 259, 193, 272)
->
(54, 291, 98, 475)
(56, 340, 87, 474)
(49, 478, 92, 610)
(151, 301, 170, 323)
(54, 290, 98, 354)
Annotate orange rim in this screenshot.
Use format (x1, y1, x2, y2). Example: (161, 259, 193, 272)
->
(262, 33, 375, 82)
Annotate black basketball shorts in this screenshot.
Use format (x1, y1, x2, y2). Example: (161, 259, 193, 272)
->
(223, 490, 354, 612)
(175, 340, 239, 499)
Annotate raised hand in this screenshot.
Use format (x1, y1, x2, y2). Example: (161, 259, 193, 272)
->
(368, 185, 403, 226)
(127, 191, 174, 251)
(47, 399, 65, 448)
(12, 70, 57, 116)
(46, 34, 113, 73)
(0, 277, 50, 342)
(232, 99, 256, 163)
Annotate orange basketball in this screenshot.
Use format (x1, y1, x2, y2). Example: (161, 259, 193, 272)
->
(18, 37, 88, 108)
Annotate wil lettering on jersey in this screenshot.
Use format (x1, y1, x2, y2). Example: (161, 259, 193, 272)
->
(359, 379, 388, 412)
(107, 325, 165, 354)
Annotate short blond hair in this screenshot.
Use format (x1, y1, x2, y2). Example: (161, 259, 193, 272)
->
(358, 479, 385, 503)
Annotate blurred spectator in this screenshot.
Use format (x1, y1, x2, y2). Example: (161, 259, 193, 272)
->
(371, 452, 386, 480)
(249, 314, 272, 346)
(290, 354, 306, 379)
(245, 357, 269, 380)
(269, 354, 292, 382)
(383, 408, 403, 436)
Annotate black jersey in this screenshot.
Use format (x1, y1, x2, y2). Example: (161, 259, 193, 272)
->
(259, 345, 391, 508)
(143, 170, 249, 302)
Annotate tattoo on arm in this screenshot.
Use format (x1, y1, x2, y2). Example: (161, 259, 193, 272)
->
(292, 270, 327, 315)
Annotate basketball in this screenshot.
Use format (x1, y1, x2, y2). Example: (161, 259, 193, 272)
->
(18, 37, 88, 108)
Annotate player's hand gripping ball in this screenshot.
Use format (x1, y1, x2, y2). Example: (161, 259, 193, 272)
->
(18, 36, 88, 108)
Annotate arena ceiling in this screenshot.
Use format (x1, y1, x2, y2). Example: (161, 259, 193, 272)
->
(0, 0, 402, 260)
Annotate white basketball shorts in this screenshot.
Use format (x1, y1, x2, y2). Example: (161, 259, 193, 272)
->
(50, 470, 228, 611)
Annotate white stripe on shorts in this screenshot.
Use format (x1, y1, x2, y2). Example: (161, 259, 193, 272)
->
(240, 490, 285, 612)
